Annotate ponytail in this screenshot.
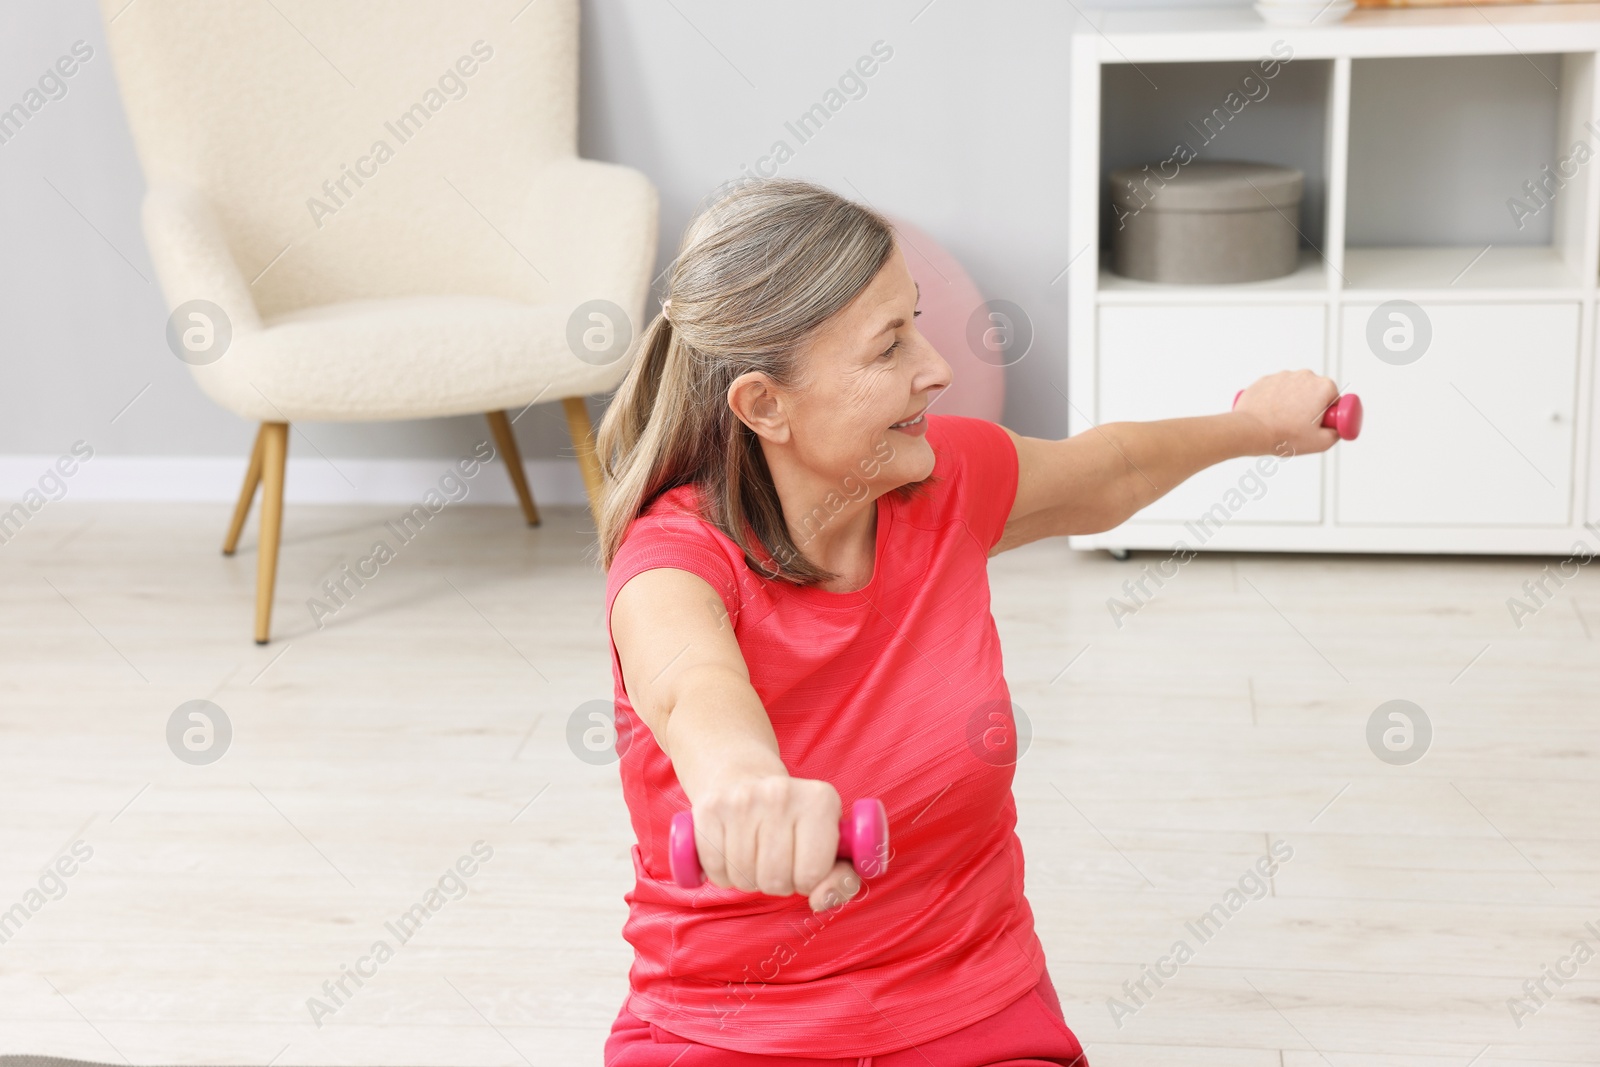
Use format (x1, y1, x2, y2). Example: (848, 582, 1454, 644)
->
(594, 309, 685, 569)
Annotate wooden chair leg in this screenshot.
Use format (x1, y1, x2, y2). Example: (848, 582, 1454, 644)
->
(255, 422, 288, 645)
(486, 410, 540, 527)
(563, 396, 604, 522)
(223, 425, 266, 555)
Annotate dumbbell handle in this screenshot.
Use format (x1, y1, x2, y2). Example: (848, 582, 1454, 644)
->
(668, 797, 890, 890)
(1233, 389, 1363, 441)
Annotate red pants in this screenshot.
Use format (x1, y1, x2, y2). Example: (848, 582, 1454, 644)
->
(604, 967, 1089, 1066)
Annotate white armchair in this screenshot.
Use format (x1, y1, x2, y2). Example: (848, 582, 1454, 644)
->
(99, 0, 658, 643)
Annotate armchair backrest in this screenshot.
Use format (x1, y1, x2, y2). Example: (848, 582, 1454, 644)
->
(99, 0, 577, 316)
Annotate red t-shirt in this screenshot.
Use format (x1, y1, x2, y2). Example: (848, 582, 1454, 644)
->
(603, 413, 1041, 1058)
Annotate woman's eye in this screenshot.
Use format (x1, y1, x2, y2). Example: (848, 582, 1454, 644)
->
(880, 340, 900, 359)
(913, 309, 922, 318)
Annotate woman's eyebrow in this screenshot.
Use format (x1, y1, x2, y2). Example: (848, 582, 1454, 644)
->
(870, 283, 922, 338)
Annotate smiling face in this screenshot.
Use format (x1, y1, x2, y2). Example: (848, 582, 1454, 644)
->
(740, 241, 953, 503)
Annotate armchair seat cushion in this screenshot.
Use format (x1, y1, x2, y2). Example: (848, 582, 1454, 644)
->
(192, 294, 627, 423)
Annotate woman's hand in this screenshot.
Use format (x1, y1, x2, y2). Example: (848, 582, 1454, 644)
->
(692, 773, 863, 913)
(1232, 369, 1340, 457)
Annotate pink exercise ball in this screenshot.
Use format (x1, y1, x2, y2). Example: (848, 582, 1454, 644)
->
(886, 216, 1005, 423)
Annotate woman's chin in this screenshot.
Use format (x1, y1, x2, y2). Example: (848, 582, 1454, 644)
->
(882, 453, 936, 489)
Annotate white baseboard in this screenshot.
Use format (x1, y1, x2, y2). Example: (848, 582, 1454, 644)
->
(0, 454, 591, 505)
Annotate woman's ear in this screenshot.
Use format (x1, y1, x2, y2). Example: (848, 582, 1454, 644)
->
(728, 371, 792, 444)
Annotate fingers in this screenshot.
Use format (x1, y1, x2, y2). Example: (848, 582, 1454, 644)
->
(692, 777, 843, 900)
(1307, 372, 1338, 425)
(1237, 370, 1341, 452)
(756, 816, 796, 897)
(791, 801, 839, 896)
(695, 812, 752, 893)
(808, 860, 863, 913)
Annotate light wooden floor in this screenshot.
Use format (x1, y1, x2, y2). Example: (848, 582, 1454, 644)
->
(1, 501, 1596, 1065)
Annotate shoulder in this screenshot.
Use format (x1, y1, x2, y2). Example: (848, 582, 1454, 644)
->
(917, 414, 1020, 552)
(618, 483, 715, 540)
(607, 484, 747, 622)
(611, 485, 731, 569)
(921, 413, 1020, 491)
(926, 412, 1016, 457)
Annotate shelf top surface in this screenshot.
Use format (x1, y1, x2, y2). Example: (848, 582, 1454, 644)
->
(1092, 246, 1586, 298)
(1073, 4, 1600, 59)
(1099, 247, 1329, 298)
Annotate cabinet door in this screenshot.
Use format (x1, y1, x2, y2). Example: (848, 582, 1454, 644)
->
(1336, 302, 1578, 527)
(1591, 308, 1600, 525)
(1098, 304, 1327, 524)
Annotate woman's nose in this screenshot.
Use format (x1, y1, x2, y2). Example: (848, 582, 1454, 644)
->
(922, 342, 954, 390)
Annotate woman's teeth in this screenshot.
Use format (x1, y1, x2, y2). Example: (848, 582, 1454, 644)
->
(890, 414, 924, 429)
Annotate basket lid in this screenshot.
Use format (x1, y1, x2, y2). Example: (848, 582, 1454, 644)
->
(1109, 160, 1304, 213)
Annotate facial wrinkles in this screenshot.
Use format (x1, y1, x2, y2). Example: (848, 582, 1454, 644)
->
(843, 348, 890, 416)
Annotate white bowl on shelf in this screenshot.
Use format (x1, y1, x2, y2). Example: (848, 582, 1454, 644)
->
(1253, 0, 1356, 25)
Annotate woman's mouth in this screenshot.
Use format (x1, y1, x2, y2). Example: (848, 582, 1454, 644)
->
(889, 413, 926, 432)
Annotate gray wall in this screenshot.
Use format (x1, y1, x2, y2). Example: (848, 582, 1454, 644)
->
(0, 0, 1561, 471)
(0, 0, 1080, 466)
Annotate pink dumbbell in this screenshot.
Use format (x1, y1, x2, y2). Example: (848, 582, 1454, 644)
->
(668, 797, 890, 890)
(1233, 388, 1363, 441)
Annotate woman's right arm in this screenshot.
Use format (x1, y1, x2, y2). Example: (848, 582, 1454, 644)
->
(611, 567, 862, 912)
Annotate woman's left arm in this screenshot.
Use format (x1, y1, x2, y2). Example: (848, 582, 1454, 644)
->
(991, 370, 1340, 555)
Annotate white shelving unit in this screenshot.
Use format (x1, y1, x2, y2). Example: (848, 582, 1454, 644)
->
(1067, 5, 1600, 555)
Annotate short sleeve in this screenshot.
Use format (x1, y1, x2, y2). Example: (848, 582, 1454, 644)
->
(605, 501, 745, 632)
(930, 414, 1020, 552)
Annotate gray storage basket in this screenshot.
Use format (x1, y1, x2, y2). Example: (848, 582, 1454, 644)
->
(1110, 160, 1304, 284)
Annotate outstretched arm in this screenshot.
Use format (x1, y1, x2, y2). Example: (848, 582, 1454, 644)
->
(992, 370, 1338, 554)
(611, 567, 865, 911)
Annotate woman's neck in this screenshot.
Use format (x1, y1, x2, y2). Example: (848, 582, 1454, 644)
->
(769, 469, 881, 589)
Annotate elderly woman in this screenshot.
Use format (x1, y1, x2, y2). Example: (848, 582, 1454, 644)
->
(596, 179, 1337, 1066)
